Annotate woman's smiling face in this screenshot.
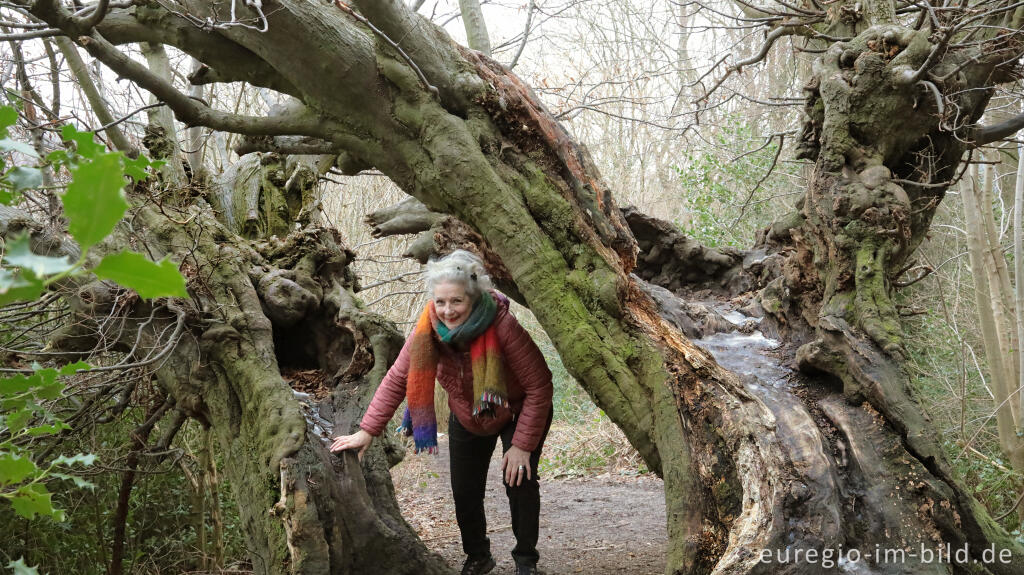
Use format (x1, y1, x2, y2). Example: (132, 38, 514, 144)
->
(433, 281, 472, 329)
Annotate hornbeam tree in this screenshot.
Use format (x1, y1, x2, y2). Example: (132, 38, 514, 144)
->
(3, 0, 1024, 573)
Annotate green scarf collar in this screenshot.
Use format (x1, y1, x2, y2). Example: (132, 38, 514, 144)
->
(435, 290, 497, 345)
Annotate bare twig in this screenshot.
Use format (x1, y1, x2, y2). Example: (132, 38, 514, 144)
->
(508, 0, 535, 70)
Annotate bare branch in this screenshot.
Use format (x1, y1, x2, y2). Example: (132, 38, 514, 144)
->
(360, 270, 424, 290)
(917, 80, 944, 116)
(6, 29, 58, 122)
(899, 29, 953, 86)
(92, 6, 300, 95)
(508, 0, 535, 70)
(234, 135, 341, 156)
(72, 0, 109, 30)
(973, 112, 1024, 147)
(892, 265, 934, 288)
(730, 133, 785, 228)
(0, 26, 60, 40)
(0, 19, 49, 29)
(93, 103, 164, 139)
(364, 289, 426, 307)
(694, 22, 821, 104)
(732, 24, 795, 70)
(72, 31, 332, 138)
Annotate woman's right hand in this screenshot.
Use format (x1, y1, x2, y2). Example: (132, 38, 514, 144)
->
(330, 429, 372, 459)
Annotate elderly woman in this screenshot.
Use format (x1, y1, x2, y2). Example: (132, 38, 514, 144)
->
(330, 250, 553, 575)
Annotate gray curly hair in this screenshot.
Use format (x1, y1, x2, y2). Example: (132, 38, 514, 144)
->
(424, 250, 493, 301)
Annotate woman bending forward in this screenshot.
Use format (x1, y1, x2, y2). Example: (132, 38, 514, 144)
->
(330, 250, 553, 575)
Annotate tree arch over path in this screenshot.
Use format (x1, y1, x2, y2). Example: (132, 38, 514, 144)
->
(7, 0, 1024, 573)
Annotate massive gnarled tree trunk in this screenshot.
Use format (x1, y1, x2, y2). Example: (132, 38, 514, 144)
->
(16, 0, 1024, 573)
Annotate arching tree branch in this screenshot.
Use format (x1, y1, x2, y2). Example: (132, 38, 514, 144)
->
(974, 112, 1024, 147)
(234, 135, 342, 156)
(72, 30, 331, 138)
(89, 6, 299, 95)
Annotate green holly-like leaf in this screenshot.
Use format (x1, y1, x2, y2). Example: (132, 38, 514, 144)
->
(33, 367, 57, 386)
(6, 408, 33, 435)
(0, 106, 17, 134)
(45, 148, 70, 167)
(10, 483, 63, 520)
(0, 267, 44, 305)
(7, 558, 41, 575)
(62, 153, 128, 252)
(0, 188, 13, 204)
(51, 472, 95, 490)
(1, 399, 28, 415)
(60, 124, 104, 159)
(0, 452, 37, 485)
(52, 453, 96, 468)
(5, 166, 42, 192)
(2, 232, 76, 276)
(25, 422, 70, 437)
(33, 380, 63, 400)
(0, 138, 38, 158)
(93, 250, 188, 299)
(123, 154, 163, 181)
(59, 361, 91, 375)
(0, 372, 33, 395)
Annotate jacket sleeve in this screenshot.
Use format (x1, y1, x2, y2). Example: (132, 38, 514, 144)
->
(498, 311, 553, 451)
(359, 331, 414, 437)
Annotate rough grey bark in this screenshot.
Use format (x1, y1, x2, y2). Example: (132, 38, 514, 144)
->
(207, 151, 328, 238)
(458, 0, 491, 56)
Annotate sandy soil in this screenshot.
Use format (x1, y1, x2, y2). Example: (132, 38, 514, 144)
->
(391, 435, 667, 575)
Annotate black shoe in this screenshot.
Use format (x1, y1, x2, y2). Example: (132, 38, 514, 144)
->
(515, 563, 540, 575)
(460, 554, 496, 575)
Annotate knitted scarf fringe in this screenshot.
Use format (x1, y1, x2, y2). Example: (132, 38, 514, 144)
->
(471, 391, 510, 417)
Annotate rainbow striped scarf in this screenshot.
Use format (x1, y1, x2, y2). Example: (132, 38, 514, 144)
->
(399, 291, 509, 453)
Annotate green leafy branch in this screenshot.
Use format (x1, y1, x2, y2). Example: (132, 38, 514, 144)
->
(672, 116, 795, 247)
(0, 106, 188, 305)
(0, 102, 191, 541)
(0, 362, 94, 522)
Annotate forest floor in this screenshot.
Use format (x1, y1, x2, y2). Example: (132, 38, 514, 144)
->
(391, 431, 667, 575)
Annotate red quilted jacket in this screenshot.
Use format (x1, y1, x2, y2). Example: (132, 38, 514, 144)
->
(360, 291, 553, 451)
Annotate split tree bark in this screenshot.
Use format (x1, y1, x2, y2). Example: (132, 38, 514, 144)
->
(16, 0, 1024, 573)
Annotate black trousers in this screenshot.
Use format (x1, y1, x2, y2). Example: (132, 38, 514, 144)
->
(448, 411, 552, 566)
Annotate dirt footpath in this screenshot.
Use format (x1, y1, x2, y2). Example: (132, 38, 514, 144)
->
(391, 436, 667, 575)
